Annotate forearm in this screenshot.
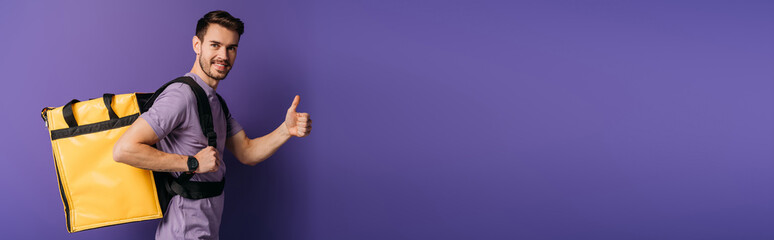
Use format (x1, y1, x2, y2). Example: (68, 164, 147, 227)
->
(240, 123, 292, 166)
(113, 142, 189, 172)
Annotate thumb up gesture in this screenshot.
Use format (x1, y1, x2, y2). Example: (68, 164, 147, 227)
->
(285, 95, 312, 137)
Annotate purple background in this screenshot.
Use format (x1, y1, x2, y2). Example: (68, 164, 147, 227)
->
(2, 0, 773, 239)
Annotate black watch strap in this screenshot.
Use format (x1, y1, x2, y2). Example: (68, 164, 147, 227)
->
(187, 156, 199, 173)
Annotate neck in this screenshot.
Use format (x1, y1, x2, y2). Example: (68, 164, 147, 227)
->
(191, 63, 219, 91)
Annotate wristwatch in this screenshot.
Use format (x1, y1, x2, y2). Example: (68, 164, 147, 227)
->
(187, 156, 199, 173)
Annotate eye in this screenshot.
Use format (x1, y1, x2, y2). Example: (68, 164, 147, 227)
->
(210, 43, 219, 48)
(227, 46, 236, 51)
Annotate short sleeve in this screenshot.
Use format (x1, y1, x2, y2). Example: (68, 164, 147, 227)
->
(139, 83, 194, 140)
(226, 114, 243, 137)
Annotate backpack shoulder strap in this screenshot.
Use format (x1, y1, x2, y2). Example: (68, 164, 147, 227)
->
(143, 76, 218, 148)
(147, 76, 228, 207)
(215, 93, 230, 120)
(144, 76, 217, 184)
(215, 93, 233, 134)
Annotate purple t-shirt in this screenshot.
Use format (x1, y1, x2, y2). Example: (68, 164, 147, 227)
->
(140, 72, 243, 240)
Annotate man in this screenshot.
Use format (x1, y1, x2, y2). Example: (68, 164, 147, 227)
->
(113, 10, 312, 239)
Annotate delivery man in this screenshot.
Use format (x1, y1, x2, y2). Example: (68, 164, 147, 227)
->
(113, 10, 312, 239)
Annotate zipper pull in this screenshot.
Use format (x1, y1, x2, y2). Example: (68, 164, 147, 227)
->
(41, 107, 51, 128)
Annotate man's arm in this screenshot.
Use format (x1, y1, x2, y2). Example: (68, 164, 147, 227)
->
(226, 124, 291, 166)
(113, 117, 219, 173)
(226, 95, 312, 166)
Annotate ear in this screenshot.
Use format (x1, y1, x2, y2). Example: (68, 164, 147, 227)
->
(192, 36, 201, 55)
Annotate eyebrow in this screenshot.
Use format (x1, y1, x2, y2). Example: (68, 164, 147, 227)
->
(208, 41, 238, 48)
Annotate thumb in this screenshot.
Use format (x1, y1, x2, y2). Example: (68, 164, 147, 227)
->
(288, 95, 300, 112)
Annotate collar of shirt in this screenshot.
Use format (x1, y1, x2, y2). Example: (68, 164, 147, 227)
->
(185, 72, 217, 98)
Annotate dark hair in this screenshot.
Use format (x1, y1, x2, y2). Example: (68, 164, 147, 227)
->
(196, 10, 244, 41)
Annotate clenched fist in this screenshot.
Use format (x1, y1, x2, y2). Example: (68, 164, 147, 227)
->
(193, 146, 220, 173)
(285, 95, 312, 137)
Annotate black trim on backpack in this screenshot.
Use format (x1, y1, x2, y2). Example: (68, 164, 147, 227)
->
(50, 114, 139, 140)
(53, 159, 72, 231)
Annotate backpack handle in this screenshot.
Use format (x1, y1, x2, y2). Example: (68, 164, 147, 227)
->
(61, 94, 120, 128)
(102, 94, 120, 120)
(62, 99, 81, 128)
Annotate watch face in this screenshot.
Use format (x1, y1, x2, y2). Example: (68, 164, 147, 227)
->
(188, 157, 198, 171)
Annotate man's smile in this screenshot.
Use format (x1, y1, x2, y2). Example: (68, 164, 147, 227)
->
(213, 61, 229, 71)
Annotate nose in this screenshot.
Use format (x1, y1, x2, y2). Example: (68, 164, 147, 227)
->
(216, 48, 229, 62)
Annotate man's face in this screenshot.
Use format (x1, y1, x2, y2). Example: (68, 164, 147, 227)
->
(197, 24, 239, 81)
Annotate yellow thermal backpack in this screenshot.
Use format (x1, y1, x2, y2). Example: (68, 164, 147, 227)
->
(41, 76, 229, 232)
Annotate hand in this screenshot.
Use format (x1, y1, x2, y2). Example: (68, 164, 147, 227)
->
(193, 146, 220, 173)
(285, 95, 312, 137)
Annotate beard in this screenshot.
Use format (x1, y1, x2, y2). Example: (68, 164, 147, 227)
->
(199, 55, 231, 81)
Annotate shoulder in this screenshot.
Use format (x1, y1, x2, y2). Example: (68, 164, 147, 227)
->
(155, 82, 197, 106)
(139, 81, 199, 138)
